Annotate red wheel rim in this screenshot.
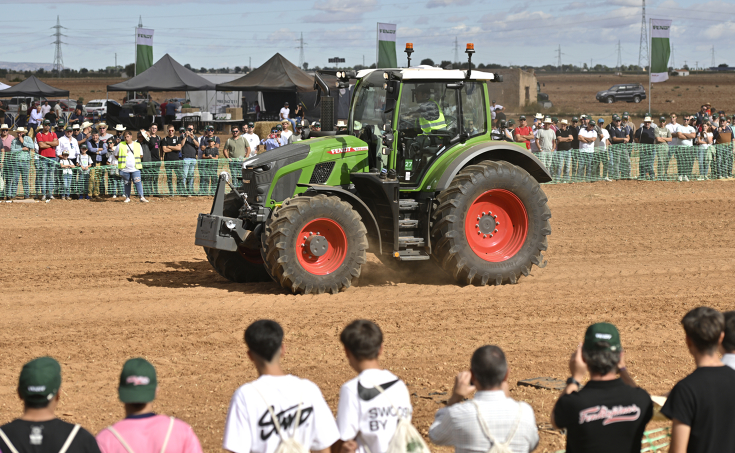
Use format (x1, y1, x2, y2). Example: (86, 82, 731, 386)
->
(465, 189, 528, 262)
(239, 245, 264, 264)
(296, 218, 347, 275)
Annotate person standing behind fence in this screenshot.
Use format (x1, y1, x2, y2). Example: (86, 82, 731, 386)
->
(577, 120, 597, 181)
(59, 150, 75, 200)
(607, 115, 627, 180)
(200, 137, 219, 194)
(7, 127, 33, 200)
(106, 138, 122, 199)
(654, 116, 672, 180)
(536, 117, 555, 171)
(86, 131, 106, 199)
(634, 116, 656, 180)
(429, 345, 539, 453)
(243, 122, 260, 153)
(675, 115, 697, 182)
(77, 145, 92, 200)
(161, 125, 183, 196)
(0, 124, 13, 201)
(696, 121, 714, 180)
(513, 115, 533, 150)
(28, 104, 43, 132)
(180, 126, 199, 196)
(712, 116, 733, 179)
(117, 130, 148, 203)
(141, 124, 162, 195)
(554, 119, 573, 183)
(594, 118, 611, 181)
(36, 120, 59, 201)
(223, 126, 250, 181)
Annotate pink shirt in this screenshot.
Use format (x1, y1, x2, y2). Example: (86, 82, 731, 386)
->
(96, 414, 203, 453)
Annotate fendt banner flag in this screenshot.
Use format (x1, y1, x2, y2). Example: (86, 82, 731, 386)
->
(650, 19, 672, 83)
(377, 23, 397, 68)
(135, 28, 154, 75)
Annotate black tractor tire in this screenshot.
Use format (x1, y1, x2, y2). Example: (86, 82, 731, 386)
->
(202, 191, 273, 283)
(431, 160, 551, 286)
(264, 194, 368, 294)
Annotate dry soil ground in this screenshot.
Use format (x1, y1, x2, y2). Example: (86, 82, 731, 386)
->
(1, 179, 734, 452)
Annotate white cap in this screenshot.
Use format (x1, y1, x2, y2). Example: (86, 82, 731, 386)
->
(114, 124, 126, 131)
(535, 113, 543, 119)
(543, 117, 552, 124)
(560, 119, 568, 125)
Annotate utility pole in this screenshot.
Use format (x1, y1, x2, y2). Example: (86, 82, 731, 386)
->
(695, 61, 698, 71)
(138, 15, 143, 28)
(616, 40, 622, 71)
(556, 45, 562, 73)
(51, 15, 66, 77)
(454, 37, 459, 66)
(638, 0, 649, 70)
(671, 44, 675, 69)
(296, 32, 306, 69)
(711, 45, 715, 68)
(363, 55, 365, 67)
(115, 53, 117, 69)
(249, 57, 251, 72)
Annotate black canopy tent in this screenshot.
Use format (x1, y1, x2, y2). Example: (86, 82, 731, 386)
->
(107, 54, 215, 129)
(215, 54, 316, 120)
(0, 75, 69, 98)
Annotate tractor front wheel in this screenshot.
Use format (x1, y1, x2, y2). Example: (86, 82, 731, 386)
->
(264, 194, 368, 294)
(431, 160, 551, 285)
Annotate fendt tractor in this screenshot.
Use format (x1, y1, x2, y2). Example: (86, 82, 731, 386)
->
(195, 43, 552, 294)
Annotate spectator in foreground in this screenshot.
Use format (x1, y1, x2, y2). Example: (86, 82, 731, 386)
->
(222, 320, 339, 453)
(8, 127, 33, 200)
(223, 126, 250, 180)
(429, 345, 538, 453)
(535, 117, 556, 171)
(634, 116, 656, 180)
(36, 120, 59, 201)
(262, 129, 281, 151)
(577, 119, 597, 181)
(696, 121, 713, 180)
(180, 126, 199, 196)
(200, 137, 219, 193)
(59, 149, 75, 200)
(551, 323, 652, 453)
(675, 115, 697, 182)
(654, 116, 673, 179)
(161, 125, 183, 195)
(78, 145, 92, 200)
(335, 320, 412, 453)
(713, 115, 733, 179)
(95, 358, 203, 453)
(141, 124, 162, 195)
(118, 130, 148, 203)
(513, 116, 533, 150)
(280, 120, 293, 143)
(243, 122, 260, 152)
(0, 357, 100, 453)
(661, 307, 735, 453)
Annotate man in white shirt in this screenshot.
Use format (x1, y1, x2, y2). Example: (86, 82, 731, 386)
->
(675, 115, 697, 181)
(243, 122, 261, 153)
(594, 118, 612, 181)
(429, 346, 539, 453)
(279, 102, 290, 123)
(535, 118, 556, 171)
(577, 120, 597, 181)
(56, 126, 80, 163)
(490, 100, 503, 121)
(280, 120, 293, 143)
(336, 320, 412, 453)
(223, 320, 339, 453)
(722, 311, 735, 370)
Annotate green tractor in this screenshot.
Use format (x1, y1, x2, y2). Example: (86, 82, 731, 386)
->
(195, 44, 552, 294)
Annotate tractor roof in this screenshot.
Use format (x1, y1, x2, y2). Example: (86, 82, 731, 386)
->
(356, 66, 498, 81)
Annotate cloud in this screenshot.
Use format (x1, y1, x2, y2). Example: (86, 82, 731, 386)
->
(446, 15, 468, 22)
(305, 0, 378, 22)
(415, 16, 429, 25)
(426, 0, 474, 8)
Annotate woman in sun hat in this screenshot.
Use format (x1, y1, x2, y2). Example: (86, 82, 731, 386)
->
(7, 127, 34, 200)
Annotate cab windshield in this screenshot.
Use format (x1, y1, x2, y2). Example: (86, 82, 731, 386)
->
(350, 71, 388, 134)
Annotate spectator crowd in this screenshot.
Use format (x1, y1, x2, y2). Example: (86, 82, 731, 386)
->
(2, 308, 735, 453)
(497, 104, 735, 183)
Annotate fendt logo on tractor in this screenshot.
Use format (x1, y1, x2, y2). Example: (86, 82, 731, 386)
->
(195, 43, 551, 295)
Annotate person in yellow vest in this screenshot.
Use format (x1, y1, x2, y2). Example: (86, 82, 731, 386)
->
(117, 130, 149, 203)
(414, 84, 446, 134)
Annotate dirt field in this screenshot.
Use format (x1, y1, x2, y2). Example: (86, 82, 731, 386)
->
(1, 180, 734, 452)
(535, 72, 735, 118)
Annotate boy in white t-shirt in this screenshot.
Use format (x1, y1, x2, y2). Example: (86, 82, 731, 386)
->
(335, 320, 412, 453)
(223, 320, 339, 453)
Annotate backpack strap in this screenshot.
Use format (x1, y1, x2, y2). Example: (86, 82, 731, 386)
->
(106, 426, 136, 453)
(471, 400, 523, 450)
(0, 428, 20, 453)
(58, 424, 81, 453)
(159, 417, 175, 453)
(373, 383, 404, 420)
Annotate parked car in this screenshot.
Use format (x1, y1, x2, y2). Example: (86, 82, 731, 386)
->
(48, 99, 79, 113)
(596, 84, 646, 104)
(7, 97, 45, 115)
(84, 99, 120, 120)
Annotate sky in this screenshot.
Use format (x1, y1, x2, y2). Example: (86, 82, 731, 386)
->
(2, 0, 735, 71)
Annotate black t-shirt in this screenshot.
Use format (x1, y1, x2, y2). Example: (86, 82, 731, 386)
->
(180, 135, 198, 159)
(569, 125, 580, 149)
(553, 379, 653, 453)
(0, 419, 100, 453)
(635, 127, 656, 145)
(161, 136, 180, 161)
(556, 128, 573, 151)
(146, 135, 161, 161)
(202, 144, 219, 159)
(609, 126, 629, 144)
(661, 366, 735, 453)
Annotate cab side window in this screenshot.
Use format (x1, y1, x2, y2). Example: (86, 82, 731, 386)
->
(461, 82, 486, 137)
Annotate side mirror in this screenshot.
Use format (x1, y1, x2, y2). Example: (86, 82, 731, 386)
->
(382, 132, 394, 149)
(492, 74, 503, 83)
(384, 80, 399, 114)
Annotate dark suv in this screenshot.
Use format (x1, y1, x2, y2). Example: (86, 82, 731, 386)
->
(596, 84, 646, 104)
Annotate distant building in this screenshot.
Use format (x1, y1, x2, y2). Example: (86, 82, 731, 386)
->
(485, 68, 539, 110)
(672, 69, 689, 76)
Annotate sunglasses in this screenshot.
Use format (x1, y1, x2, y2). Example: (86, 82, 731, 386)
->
(187, 128, 193, 131)
(168, 130, 175, 133)
(232, 130, 239, 133)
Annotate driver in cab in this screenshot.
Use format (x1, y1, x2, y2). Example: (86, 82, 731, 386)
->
(413, 84, 446, 134)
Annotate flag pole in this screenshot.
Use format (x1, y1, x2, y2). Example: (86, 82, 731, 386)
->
(648, 18, 652, 113)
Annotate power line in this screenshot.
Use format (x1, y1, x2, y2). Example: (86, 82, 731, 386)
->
(51, 15, 66, 77)
(638, 0, 649, 69)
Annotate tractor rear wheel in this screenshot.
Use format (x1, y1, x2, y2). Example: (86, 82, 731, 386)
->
(431, 160, 551, 285)
(264, 194, 368, 294)
(203, 191, 272, 283)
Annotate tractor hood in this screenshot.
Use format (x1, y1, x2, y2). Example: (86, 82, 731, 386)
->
(241, 142, 311, 170)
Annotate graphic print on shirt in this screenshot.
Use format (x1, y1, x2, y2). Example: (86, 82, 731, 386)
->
(30, 425, 43, 445)
(258, 404, 314, 440)
(578, 404, 641, 425)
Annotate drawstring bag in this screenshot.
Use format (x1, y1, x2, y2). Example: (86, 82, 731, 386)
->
(254, 387, 310, 453)
(373, 384, 430, 453)
(105, 417, 175, 453)
(471, 400, 522, 453)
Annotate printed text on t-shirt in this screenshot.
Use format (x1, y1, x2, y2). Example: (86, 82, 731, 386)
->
(578, 404, 641, 425)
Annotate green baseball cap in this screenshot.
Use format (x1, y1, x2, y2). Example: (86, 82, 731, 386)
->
(118, 358, 157, 403)
(247, 122, 254, 127)
(19, 357, 61, 405)
(572, 116, 578, 122)
(551, 116, 558, 122)
(622, 114, 629, 119)
(507, 118, 516, 125)
(276, 124, 283, 131)
(519, 115, 526, 120)
(312, 121, 321, 127)
(659, 116, 666, 122)
(583, 322, 621, 352)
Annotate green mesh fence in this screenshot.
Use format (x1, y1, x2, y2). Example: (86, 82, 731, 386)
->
(1, 143, 733, 199)
(554, 426, 670, 453)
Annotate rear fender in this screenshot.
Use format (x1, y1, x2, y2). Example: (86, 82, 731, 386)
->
(435, 142, 552, 191)
(298, 184, 382, 255)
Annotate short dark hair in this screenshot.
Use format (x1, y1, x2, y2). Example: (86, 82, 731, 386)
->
(722, 311, 735, 353)
(681, 307, 724, 354)
(244, 320, 283, 362)
(470, 346, 507, 389)
(340, 320, 383, 360)
(582, 346, 620, 375)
